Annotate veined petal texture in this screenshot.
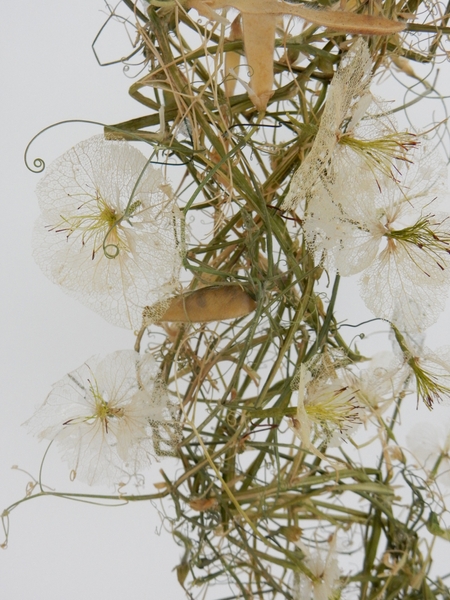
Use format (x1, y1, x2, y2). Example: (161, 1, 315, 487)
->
(33, 135, 184, 329)
(25, 350, 180, 486)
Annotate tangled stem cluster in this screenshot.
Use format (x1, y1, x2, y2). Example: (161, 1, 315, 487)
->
(5, 1, 450, 599)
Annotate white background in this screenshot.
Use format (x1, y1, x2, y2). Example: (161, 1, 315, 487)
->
(1, 2, 185, 598)
(1, 1, 450, 598)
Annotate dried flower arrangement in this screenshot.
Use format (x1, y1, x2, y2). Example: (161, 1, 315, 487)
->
(4, 1, 450, 598)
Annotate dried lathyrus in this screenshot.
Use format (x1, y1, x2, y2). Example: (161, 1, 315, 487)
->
(33, 135, 184, 330)
(25, 350, 180, 486)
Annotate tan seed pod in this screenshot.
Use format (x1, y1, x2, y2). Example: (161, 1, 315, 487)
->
(187, 0, 406, 110)
(241, 13, 276, 111)
(225, 15, 243, 98)
(189, 497, 219, 511)
(189, 0, 406, 36)
(158, 285, 257, 323)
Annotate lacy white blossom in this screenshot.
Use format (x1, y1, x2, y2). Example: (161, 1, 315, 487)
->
(25, 350, 180, 486)
(284, 38, 416, 211)
(346, 352, 409, 416)
(284, 37, 371, 210)
(294, 538, 340, 600)
(289, 358, 362, 453)
(407, 418, 450, 487)
(33, 135, 184, 329)
(304, 145, 450, 332)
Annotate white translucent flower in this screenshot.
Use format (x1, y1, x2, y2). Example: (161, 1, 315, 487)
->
(304, 144, 450, 332)
(289, 360, 362, 454)
(25, 350, 180, 486)
(346, 352, 409, 415)
(33, 135, 184, 329)
(392, 334, 450, 409)
(294, 538, 340, 600)
(283, 38, 371, 210)
(284, 38, 416, 211)
(406, 418, 450, 487)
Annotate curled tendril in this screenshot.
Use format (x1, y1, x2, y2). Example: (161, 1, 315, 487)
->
(91, 4, 146, 69)
(31, 157, 45, 174)
(24, 119, 194, 179)
(102, 216, 125, 261)
(123, 61, 151, 79)
(24, 119, 107, 174)
(230, 62, 254, 80)
(103, 242, 120, 259)
(227, 64, 255, 97)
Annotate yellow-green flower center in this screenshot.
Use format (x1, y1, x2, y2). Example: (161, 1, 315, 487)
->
(53, 190, 142, 259)
(339, 131, 417, 178)
(305, 385, 359, 432)
(90, 380, 125, 433)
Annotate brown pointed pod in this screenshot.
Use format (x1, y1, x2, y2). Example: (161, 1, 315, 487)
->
(191, 0, 406, 35)
(186, 0, 405, 111)
(158, 285, 257, 323)
(241, 13, 276, 111)
(225, 15, 243, 98)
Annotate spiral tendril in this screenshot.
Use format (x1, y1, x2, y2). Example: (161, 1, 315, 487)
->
(103, 243, 120, 259)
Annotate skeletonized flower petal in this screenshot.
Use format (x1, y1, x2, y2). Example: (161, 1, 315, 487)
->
(285, 38, 417, 212)
(24, 350, 180, 486)
(294, 538, 341, 600)
(348, 352, 409, 413)
(284, 38, 372, 209)
(407, 419, 450, 486)
(33, 135, 184, 329)
(360, 233, 449, 332)
(304, 144, 450, 331)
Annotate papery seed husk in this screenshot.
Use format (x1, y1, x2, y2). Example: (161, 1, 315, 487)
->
(158, 285, 256, 322)
(225, 15, 243, 98)
(241, 13, 276, 111)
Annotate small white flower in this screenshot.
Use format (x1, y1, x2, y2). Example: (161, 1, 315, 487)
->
(284, 38, 416, 211)
(25, 350, 179, 486)
(33, 135, 184, 329)
(289, 359, 362, 453)
(284, 38, 371, 208)
(346, 352, 409, 415)
(294, 538, 340, 600)
(304, 145, 450, 332)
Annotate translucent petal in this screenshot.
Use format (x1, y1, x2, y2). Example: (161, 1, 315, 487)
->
(33, 136, 184, 329)
(284, 38, 372, 209)
(407, 418, 450, 487)
(24, 350, 179, 486)
(360, 240, 450, 332)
